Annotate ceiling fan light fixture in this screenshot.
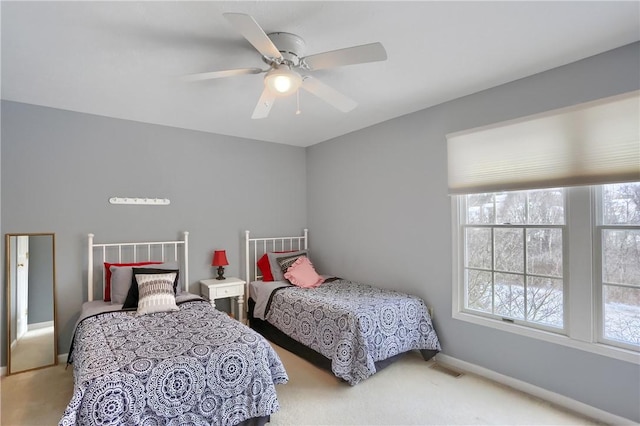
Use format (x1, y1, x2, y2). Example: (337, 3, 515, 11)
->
(264, 67, 302, 96)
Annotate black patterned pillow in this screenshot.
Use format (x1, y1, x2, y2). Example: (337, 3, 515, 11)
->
(267, 250, 308, 281)
(135, 272, 179, 316)
(277, 253, 308, 275)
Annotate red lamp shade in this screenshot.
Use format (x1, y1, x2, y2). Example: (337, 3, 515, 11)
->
(212, 250, 229, 267)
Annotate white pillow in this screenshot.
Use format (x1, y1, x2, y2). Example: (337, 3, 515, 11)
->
(135, 272, 179, 316)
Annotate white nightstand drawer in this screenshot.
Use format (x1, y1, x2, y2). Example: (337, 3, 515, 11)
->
(199, 277, 246, 324)
(215, 284, 243, 298)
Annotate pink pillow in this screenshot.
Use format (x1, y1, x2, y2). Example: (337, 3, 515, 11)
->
(284, 256, 324, 288)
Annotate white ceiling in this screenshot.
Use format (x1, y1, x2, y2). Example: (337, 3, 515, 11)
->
(2, 1, 638, 147)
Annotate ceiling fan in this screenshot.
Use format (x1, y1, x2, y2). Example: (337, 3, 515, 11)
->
(182, 13, 388, 119)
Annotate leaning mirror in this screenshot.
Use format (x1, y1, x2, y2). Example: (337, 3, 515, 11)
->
(5, 233, 57, 375)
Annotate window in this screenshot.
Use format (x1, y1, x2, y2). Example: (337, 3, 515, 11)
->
(597, 182, 640, 350)
(453, 183, 640, 360)
(462, 189, 565, 331)
(447, 91, 639, 361)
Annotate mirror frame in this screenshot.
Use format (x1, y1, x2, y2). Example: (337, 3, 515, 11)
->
(5, 232, 58, 375)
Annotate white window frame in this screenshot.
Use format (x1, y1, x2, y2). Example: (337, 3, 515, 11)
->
(452, 186, 639, 364)
(594, 185, 640, 352)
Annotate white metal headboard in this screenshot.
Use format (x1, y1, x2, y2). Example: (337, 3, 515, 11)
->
(87, 232, 189, 301)
(244, 229, 308, 284)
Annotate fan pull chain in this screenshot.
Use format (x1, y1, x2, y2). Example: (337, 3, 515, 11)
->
(295, 90, 301, 115)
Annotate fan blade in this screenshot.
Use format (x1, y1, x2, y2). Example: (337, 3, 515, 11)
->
(181, 68, 264, 82)
(252, 88, 276, 119)
(223, 13, 283, 60)
(301, 76, 357, 112)
(302, 42, 387, 70)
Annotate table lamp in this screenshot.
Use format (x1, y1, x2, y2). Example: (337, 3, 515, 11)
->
(212, 250, 229, 280)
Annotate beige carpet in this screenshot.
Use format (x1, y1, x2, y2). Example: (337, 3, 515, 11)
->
(269, 348, 602, 425)
(1, 361, 74, 426)
(0, 343, 601, 426)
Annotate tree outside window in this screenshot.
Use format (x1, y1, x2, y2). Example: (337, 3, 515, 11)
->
(463, 189, 565, 330)
(600, 183, 640, 347)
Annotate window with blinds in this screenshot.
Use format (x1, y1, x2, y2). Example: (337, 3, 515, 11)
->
(449, 91, 639, 360)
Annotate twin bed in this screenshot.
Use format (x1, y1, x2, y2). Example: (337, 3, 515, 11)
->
(60, 233, 287, 426)
(244, 229, 441, 385)
(61, 229, 440, 425)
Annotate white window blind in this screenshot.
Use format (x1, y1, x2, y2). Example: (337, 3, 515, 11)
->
(446, 91, 640, 195)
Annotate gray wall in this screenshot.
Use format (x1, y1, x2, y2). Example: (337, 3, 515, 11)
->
(0, 102, 307, 365)
(27, 235, 54, 325)
(307, 42, 640, 422)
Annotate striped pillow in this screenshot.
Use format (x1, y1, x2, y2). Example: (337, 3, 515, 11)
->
(135, 272, 179, 316)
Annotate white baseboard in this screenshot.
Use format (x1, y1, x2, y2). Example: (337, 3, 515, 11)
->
(28, 321, 54, 331)
(435, 353, 634, 425)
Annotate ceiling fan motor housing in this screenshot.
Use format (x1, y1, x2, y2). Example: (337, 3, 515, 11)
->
(267, 32, 306, 66)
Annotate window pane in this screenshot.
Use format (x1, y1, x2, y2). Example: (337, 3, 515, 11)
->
(466, 228, 491, 269)
(466, 270, 492, 313)
(527, 277, 563, 328)
(528, 188, 565, 225)
(495, 228, 524, 273)
(467, 193, 494, 224)
(527, 228, 563, 277)
(603, 229, 640, 286)
(496, 192, 526, 224)
(495, 273, 525, 320)
(603, 182, 640, 225)
(604, 285, 640, 346)
(461, 189, 567, 333)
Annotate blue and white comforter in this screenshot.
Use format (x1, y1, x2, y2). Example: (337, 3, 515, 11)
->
(263, 279, 441, 385)
(59, 299, 288, 426)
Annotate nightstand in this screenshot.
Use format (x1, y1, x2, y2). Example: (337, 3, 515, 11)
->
(200, 277, 245, 323)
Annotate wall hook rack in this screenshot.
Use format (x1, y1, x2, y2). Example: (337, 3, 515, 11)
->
(109, 197, 170, 206)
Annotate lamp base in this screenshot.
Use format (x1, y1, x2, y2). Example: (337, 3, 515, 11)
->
(216, 266, 226, 280)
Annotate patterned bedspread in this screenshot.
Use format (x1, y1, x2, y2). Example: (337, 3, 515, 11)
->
(60, 300, 288, 426)
(265, 279, 441, 385)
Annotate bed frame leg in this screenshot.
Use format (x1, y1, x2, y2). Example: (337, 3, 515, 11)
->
(420, 349, 438, 361)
